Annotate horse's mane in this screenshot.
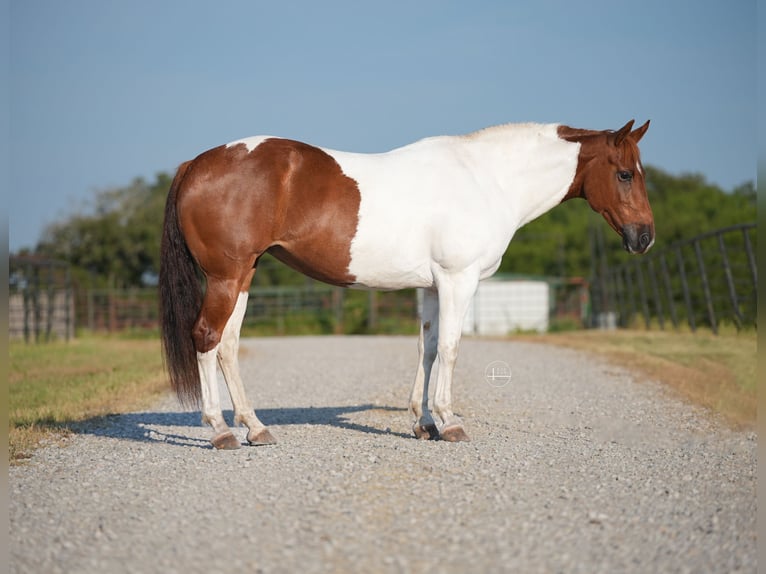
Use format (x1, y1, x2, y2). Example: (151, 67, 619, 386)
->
(461, 122, 549, 139)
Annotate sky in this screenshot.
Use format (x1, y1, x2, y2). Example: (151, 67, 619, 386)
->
(7, 0, 758, 252)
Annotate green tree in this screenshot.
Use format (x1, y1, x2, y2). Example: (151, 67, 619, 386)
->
(36, 174, 171, 287)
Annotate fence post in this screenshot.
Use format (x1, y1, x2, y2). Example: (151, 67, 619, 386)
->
(22, 270, 31, 343)
(646, 259, 665, 330)
(717, 232, 743, 330)
(693, 239, 717, 334)
(659, 254, 679, 329)
(610, 269, 624, 327)
(622, 266, 637, 327)
(634, 261, 651, 329)
(742, 227, 757, 289)
(675, 246, 696, 332)
(65, 267, 72, 340)
(32, 265, 41, 342)
(46, 264, 57, 341)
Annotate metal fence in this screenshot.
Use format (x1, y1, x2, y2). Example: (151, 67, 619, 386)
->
(76, 284, 421, 335)
(591, 223, 757, 333)
(74, 277, 589, 336)
(9, 257, 74, 342)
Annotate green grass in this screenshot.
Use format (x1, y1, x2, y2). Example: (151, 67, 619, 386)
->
(9, 336, 169, 462)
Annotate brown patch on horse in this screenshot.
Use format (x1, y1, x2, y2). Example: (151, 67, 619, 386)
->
(174, 138, 362, 354)
(177, 138, 361, 287)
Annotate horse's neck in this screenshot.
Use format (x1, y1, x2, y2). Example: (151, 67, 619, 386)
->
(461, 124, 580, 229)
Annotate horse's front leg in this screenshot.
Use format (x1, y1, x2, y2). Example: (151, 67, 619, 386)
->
(409, 288, 439, 440)
(431, 269, 478, 442)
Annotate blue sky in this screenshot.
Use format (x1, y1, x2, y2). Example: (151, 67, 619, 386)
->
(8, 0, 757, 251)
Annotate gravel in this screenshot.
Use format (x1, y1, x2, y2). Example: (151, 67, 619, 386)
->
(10, 336, 756, 574)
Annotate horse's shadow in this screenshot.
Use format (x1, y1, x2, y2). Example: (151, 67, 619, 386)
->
(75, 404, 412, 449)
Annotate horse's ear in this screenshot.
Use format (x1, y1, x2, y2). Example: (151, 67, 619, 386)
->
(614, 120, 635, 146)
(630, 120, 650, 143)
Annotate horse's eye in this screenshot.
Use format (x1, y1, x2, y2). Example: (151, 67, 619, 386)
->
(617, 170, 633, 183)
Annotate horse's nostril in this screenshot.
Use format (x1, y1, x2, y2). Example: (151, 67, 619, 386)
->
(639, 233, 651, 249)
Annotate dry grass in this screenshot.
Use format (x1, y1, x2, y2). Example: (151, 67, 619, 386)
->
(516, 327, 757, 429)
(9, 336, 169, 462)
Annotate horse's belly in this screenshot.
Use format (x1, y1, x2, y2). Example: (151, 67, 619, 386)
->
(347, 239, 434, 290)
(346, 207, 506, 290)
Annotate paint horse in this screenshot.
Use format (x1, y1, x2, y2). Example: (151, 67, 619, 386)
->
(159, 120, 654, 449)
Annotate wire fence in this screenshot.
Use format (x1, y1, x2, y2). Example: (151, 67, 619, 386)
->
(591, 223, 757, 333)
(73, 279, 589, 337)
(9, 252, 593, 342)
(73, 284, 420, 336)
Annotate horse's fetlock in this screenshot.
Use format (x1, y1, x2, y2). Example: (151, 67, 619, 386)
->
(233, 412, 250, 427)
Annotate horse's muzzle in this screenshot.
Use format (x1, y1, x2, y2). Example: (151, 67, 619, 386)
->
(622, 224, 654, 254)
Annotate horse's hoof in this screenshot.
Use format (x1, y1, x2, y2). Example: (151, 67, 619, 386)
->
(211, 431, 241, 450)
(413, 423, 439, 440)
(440, 425, 471, 442)
(247, 428, 277, 446)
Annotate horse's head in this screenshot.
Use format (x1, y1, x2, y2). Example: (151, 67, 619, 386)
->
(561, 120, 654, 254)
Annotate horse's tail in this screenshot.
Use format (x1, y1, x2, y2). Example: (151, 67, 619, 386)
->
(159, 160, 202, 407)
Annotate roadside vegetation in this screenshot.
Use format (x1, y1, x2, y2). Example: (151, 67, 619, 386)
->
(9, 336, 168, 463)
(517, 327, 757, 429)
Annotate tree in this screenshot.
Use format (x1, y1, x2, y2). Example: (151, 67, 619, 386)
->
(36, 174, 171, 287)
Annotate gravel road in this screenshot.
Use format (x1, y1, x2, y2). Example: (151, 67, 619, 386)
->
(10, 336, 756, 574)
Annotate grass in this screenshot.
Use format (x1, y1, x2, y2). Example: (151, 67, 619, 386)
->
(9, 336, 169, 463)
(515, 327, 757, 429)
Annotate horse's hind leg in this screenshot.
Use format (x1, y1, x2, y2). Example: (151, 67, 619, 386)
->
(409, 288, 439, 439)
(216, 270, 276, 446)
(193, 276, 246, 449)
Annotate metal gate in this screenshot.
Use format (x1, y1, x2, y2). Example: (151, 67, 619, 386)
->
(591, 223, 757, 333)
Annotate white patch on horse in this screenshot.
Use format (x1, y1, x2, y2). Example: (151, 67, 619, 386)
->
(226, 136, 273, 153)
(328, 123, 580, 290)
(636, 161, 644, 176)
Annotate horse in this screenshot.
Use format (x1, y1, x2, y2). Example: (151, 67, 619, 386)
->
(159, 119, 653, 449)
